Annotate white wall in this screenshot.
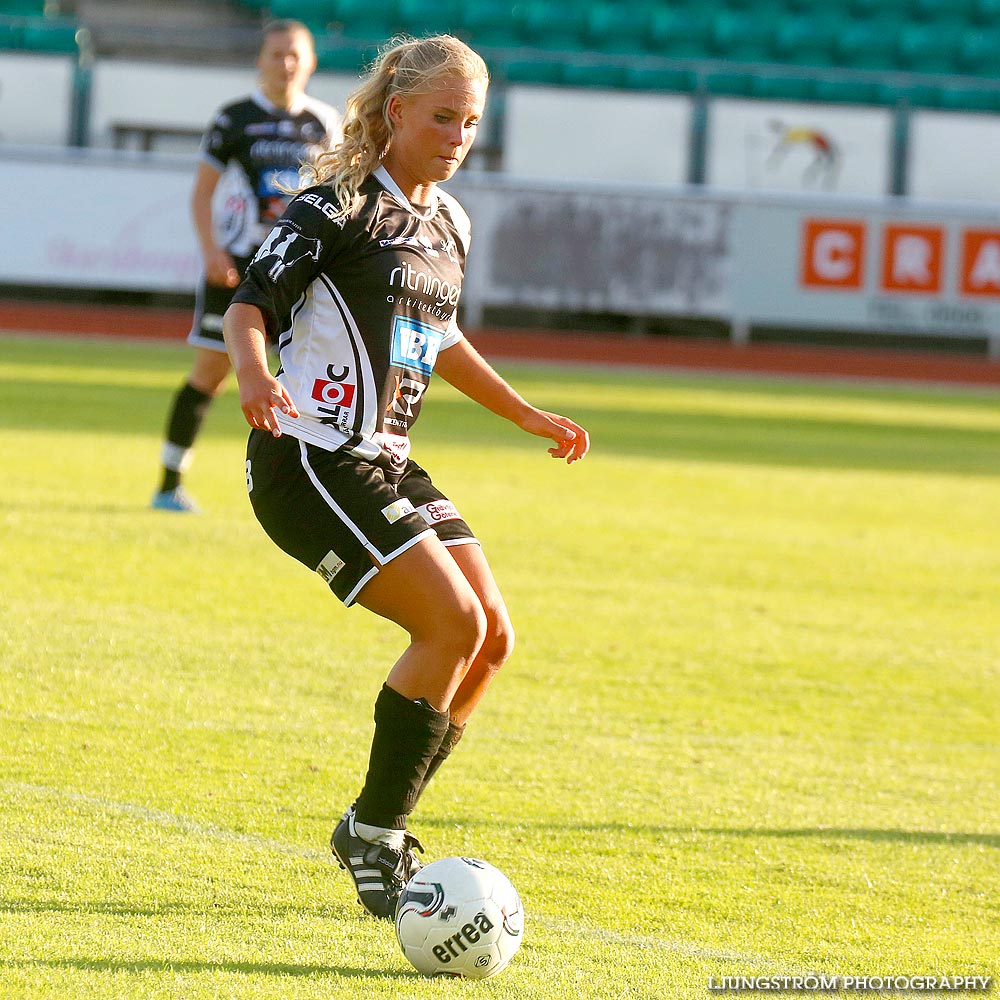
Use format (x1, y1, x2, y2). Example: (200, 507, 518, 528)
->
(88, 59, 358, 150)
(0, 51, 75, 146)
(908, 110, 1000, 204)
(2, 52, 1000, 203)
(501, 85, 691, 186)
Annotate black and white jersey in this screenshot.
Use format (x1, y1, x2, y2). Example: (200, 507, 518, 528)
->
(232, 166, 470, 469)
(201, 89, 341, 257)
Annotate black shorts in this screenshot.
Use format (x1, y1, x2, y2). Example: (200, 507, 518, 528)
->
(246, 429, 478, 605)
(187, 255, 253, 352)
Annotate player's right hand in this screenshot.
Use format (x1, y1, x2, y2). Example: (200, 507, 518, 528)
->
(238, 371, 299, 437)
(205, 248, 240, 288)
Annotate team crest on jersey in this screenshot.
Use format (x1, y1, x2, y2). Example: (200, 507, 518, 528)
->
(379, 234, 441, 257)
(252, 225, 323, 281)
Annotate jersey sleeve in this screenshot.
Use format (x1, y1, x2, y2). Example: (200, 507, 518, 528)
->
(199, 107, 235, 173)
(231, 189, 344, 338)
(441, 313, 464, 349)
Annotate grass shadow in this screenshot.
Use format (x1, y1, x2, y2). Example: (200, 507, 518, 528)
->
(4, 374, 1000, 477)
(1, 957, 418, 980)
(422, 816, 1000, 849)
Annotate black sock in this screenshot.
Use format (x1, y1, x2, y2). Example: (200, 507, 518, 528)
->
(354, 684, 450, 830)
(159, 382, 213, 491)
(415, 721, 466, 804)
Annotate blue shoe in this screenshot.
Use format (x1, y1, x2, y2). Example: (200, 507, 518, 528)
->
(151, 487, 199, 513)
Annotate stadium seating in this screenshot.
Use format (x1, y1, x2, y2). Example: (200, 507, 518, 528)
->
(0, 7, 85, 55)
(275, 0, 1000, 113)
(8, 0, 996, 113)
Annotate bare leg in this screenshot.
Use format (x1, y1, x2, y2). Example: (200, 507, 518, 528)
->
(442, 542, 515, 726)
(355, 534, 489, 709)
(188, 346, 232, 395)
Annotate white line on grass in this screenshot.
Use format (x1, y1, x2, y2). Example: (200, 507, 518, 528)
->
(7, 780, 775, 968)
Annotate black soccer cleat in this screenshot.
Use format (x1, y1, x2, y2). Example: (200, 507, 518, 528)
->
(331, 809, 425, 920)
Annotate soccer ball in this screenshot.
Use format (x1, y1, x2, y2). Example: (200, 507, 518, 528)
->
(394, 856, 524, 979)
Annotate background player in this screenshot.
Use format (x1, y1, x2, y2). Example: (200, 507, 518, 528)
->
(223, 35, 589, 920)
(152, 19, 341, 512)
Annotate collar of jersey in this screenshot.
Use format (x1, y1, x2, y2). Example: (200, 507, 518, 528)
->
(251, 87, 309, 118)
(373, 164, 438, 220)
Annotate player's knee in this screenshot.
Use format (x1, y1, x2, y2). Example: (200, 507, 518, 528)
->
(479, 609, 515, 674)
(430, 595, 489, 667)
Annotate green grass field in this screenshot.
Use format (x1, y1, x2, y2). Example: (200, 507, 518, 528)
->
(1, 332, 998, 999)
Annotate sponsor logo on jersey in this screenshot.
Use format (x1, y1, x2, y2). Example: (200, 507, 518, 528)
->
(376, 431, 410, 468)
(316, 549, 346, 582)
(388, 374, 426, 418)
(416, 500, 460, 524)
(311, 378, 356, 408)
(252, 225, 322, 281)
(381, 498, 416, 524)
(245, 122, 280, 136)
(389, 260, 461, 309)
(390, 317, 444, 376)
(299, 191, 344, 224)
(250, 138, 312, 161)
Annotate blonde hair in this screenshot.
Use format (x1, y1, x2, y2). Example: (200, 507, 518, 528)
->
(300, 34, 489, 220)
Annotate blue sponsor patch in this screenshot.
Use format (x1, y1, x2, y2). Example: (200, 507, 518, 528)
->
(390, 318, 444, 376)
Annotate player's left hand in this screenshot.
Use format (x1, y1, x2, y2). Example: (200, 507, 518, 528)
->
(521, 409, 590, 464)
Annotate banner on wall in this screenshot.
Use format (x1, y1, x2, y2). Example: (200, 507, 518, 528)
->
(453, 179, 733, 323)
(0, 155, 200, 291)
(3, 153, 999, 344)
(734, 199, 1000, 339)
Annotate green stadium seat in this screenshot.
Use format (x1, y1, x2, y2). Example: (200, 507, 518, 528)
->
(0, 19, 24, 47)
(518, 0, 589, 51)
(888, 81, 944, 107)
(970, 0, 1000, 22)
(834, 16, 901, 71)
(586, 2, 653, 55)
(331, 0, 397, 42)
(910, 0, 975, 18)
(704, 69, 755, 96)
(772, 14, 840, 69)
(957, 26, 1000, 75)
(269, 0, 336, 29)
(750, 74, 817, 102)
(314, 36, 369, 72)
(938, 82, 1000, 110)
(461, 0, 525, 49)
(623, 64, 697, 92)
(709, 8, 778, 63)
(22, 16, 79, 52)
(0, 0, 45, 14)
(814, 77, 881, 104)
(502, 56, 565, 84)
(846, 0, 895, 15)
(896, 20, 963, 74)
(395, 0, 462, 37)
(560, 59, 628, 89)
(647, 7, 713, 60)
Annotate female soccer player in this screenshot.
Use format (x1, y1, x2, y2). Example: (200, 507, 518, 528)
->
(223, 34, 589, 920)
